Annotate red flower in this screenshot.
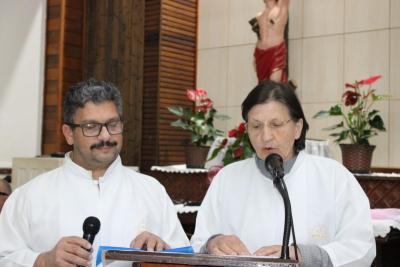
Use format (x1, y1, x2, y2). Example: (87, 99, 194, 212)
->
(238, 122, 246, 133)
(359, 75, 381, 85)
(228, 128, 238, 137)
(219, 138, 228, 148)
(342, 90, 361, 106)
(233, 147, 244, 158)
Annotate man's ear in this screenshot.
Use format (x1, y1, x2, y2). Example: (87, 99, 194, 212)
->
(62, 124, 74, 145)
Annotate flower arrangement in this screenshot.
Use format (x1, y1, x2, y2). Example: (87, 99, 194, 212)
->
(168, 88, 229, 146)
(208, 122, 254, 166)
(313, 75, 387, 145)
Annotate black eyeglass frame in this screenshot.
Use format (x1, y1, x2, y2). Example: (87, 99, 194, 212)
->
(65, 120, 124, 137)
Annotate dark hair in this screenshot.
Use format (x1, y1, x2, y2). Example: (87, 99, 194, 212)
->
(241, 80, 309, 152)
(63, 79, 123, 124)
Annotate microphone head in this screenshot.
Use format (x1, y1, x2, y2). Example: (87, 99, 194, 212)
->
(82, 216, 101, 236)
(264, 153, 284, 179)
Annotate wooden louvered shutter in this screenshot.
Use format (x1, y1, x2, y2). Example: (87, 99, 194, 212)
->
(42, 0, 85, 154)
(142, 0, 198, 170)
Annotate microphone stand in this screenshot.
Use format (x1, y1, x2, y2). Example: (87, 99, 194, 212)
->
(273, 177, 298, 260)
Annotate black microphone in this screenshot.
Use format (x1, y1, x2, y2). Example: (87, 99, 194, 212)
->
(82, 216, 100, 244)
(264, 153, 298, 261)
(265, 153, 284, 180)
(78, 216, 100, 267)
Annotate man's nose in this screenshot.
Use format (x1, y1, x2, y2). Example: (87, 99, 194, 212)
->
(97, 125, 111, 140)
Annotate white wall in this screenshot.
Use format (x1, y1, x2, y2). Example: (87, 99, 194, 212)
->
(0, 0, 47, 168)
(198, 0, 400, 168)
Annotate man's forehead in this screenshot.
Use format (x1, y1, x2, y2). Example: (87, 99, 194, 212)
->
(74, 101, 119, 121)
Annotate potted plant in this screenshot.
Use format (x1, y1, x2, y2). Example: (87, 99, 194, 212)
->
(313, 75, 388, 173)
(205, 122, 254, 182)
(168, 88, 229, 168)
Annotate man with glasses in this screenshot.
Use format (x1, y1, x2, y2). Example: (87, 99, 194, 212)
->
(0, 80, 189, 267)
(0, 178, 11, 213)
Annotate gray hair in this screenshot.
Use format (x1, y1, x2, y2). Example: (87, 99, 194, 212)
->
(63, 79, 123, 124)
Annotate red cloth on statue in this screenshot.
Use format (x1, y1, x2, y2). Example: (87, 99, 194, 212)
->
(254, 41, 287, 82)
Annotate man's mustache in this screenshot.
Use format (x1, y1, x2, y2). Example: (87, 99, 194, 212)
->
(90, 141, 118, 150)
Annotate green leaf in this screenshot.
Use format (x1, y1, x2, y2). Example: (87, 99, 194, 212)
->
(171, 120, 191, 130)
(322, 121, 344, 131)
(367, 109, 379, 118)
(243, 146, 254, 158)
(214, 114, 230, 120)
(313, 110, 330, 118)
(167, 106, 184, 116)
(329, 105, 343, 115)
(330, 130, 349, 143)
(313, 105, 342, 118)
(369, 115, 386, 131)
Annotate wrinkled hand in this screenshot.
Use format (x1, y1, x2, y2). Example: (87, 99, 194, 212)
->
(256, 0, 289, 48)
(130, 231, 170, 251)
(207, 235, 251, 256)
(254, 245, 301, 261)
(33, 236, 92, 267)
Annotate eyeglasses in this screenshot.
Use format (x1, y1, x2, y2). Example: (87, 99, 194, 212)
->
(0, 192, 9, 197)
(66, 120, 124, 137)
(247, 119, 292, 134)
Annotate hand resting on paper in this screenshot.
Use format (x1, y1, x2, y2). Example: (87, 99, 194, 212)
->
(206, 235, 251, 256)
(130, 231, 171, 251)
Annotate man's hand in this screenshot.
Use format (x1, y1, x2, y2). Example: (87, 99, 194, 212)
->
(130, 231, 170, 251)
(206, 235, 251, 256)
(33, 236, 92, 267)
(254, 245, 301, 261)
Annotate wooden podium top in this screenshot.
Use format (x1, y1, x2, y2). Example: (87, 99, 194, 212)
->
(103, 250, 299, 267)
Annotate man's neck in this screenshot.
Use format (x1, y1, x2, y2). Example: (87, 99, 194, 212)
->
(69, 152, 111, 180)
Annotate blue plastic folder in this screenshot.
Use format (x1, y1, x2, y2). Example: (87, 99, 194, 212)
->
(96, 246, 194, 266)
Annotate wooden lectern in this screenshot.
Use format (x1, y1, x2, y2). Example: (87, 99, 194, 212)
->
(103, 250, 299, 267)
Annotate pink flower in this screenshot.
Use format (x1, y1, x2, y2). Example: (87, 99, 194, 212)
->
(186, 89, 196, 102)
(342, 91, 361, 106)
(196, 88, 207, 96)
(359, 75, 381, 85)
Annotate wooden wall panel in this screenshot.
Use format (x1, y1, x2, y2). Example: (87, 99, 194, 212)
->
(84, 0, 145, 167)
(42, 0, 85, 154)
(141, 0, 198, 170)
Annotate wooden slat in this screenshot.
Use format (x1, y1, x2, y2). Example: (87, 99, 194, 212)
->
(141, 0, 197, 169)
(42, 0, 85, 154)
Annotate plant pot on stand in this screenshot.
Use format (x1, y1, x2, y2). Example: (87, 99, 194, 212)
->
(185, 144, 210, 169)
(339, 144, 375, 173)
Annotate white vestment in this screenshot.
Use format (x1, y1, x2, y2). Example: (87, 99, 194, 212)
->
(0, 153, 189, 267)
(191, 151, 375, 267)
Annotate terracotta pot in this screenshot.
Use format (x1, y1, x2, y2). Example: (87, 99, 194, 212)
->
(339, 144, 375, 173)
(185, 145, 210, 169)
